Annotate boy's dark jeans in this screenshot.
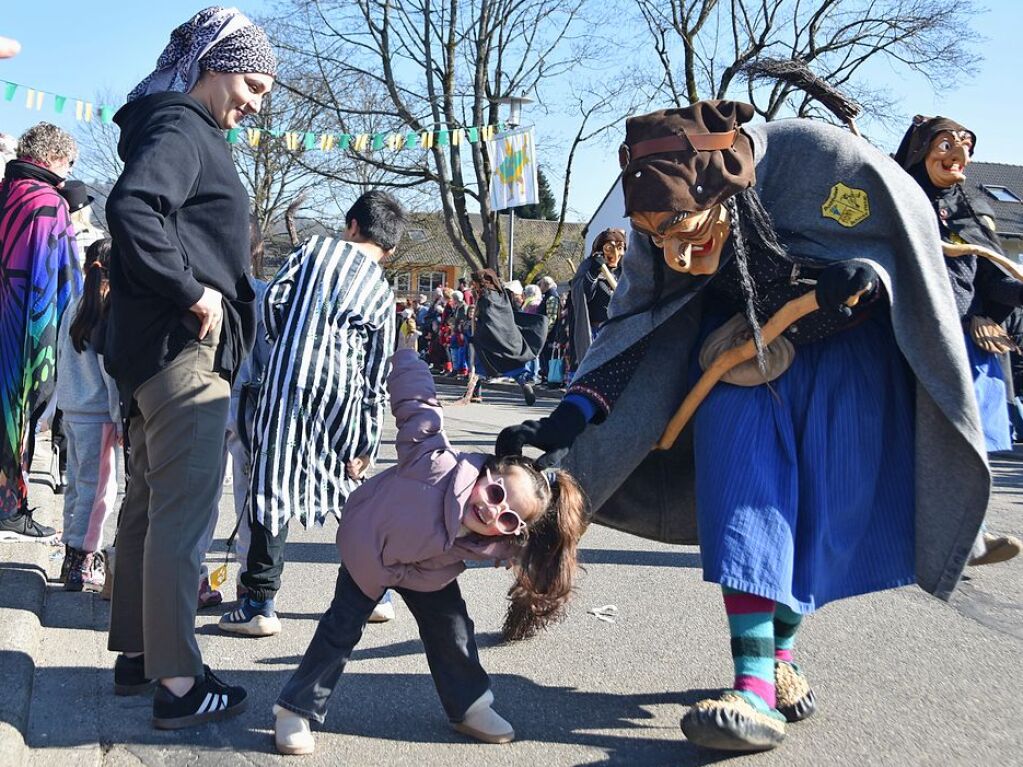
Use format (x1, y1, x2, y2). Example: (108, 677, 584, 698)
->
(277, 566, 490, 724)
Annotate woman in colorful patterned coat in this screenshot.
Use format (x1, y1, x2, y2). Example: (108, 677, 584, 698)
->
(0, 123, 81, 540)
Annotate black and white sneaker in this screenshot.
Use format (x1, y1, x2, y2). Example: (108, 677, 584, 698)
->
(0, 507, 56, 542)
(152, 666, 247, 730)
(114, 654, 156, 696)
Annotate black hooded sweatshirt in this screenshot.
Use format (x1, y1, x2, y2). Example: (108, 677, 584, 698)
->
(104, 92, 255, 396)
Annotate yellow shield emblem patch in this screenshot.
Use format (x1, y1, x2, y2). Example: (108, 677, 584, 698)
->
(821, 182, 870, 228)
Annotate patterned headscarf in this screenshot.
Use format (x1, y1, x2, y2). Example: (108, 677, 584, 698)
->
(128, 6, 277, 102)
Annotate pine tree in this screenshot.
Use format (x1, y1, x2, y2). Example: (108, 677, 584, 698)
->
(516, 166, 558, 220)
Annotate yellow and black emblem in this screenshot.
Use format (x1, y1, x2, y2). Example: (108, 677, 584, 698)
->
(821, 182, 870, 228)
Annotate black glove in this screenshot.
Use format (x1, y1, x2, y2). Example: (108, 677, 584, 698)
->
(495, 401, 589, 468)
(587, 253, 607, 277)
(815, 262, 878, 318)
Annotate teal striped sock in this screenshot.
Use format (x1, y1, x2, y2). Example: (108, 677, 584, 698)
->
(773, 603, 803, 663)
(722, 586, 776, 710)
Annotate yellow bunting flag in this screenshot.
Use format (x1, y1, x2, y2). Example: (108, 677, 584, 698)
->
(25, 89, 44, 110)
(480, 125, 495, 141)
(285, 132, 300, 151)
(83, 102, 93, 122)
(387, 133, 405, 151)
(247, 128, 262, 147)
(421, 131, 434, 149)
(451, 129, 464, 146)
(319, 133, 335, 151)
(353, 133, 369, 151)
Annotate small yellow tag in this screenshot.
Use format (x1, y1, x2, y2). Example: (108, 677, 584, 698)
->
(209, 564, 228, 590)
(821, 182, 870, 228)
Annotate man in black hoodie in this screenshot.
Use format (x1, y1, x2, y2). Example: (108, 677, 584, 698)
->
(103, 7, 277, 731)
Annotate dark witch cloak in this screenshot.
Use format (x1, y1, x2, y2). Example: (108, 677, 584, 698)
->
(561, 118, 989, 602)
(471, 282, 548, 376)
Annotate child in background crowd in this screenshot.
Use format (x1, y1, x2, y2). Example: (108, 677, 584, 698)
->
(451, 321, 468, 376)
(439, 319, 454, 373)
(272, 350, 588, 755)
(397, 308, 421, 351)
(55, 239, 121, 592)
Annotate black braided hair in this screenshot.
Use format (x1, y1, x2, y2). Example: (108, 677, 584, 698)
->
(725, 187, 792, 373)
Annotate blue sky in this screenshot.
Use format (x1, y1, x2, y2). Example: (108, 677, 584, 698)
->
(2, 1, 1021, 221)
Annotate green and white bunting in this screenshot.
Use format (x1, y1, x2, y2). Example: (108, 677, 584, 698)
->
(1, 78, 506, 154)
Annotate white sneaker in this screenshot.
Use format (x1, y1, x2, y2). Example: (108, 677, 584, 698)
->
(452, 690, 515, 744)
(367, 590, 396, 623)
(273, 704, 314, 755)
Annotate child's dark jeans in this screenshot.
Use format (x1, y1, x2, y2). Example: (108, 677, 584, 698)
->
(276, 566, 490, 724)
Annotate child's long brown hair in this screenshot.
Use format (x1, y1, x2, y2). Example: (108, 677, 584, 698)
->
(484, 455, 589, 641)
(70, 238, 111, 353)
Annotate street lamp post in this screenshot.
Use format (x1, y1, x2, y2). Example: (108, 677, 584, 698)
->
(493, 94, 533, 281)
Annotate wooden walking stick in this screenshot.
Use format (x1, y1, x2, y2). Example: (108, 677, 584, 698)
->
(599, 263, 619, 290)
(942, 242, 1023, 283)
(655, 287, 870, 451)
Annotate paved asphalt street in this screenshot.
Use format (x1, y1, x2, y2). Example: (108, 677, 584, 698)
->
(1, 380, 1021, 766)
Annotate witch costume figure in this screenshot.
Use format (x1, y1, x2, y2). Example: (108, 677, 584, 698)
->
(567, 228, 626, 365)
(498, 101, 990, 752)
(894, 114, 1022, 567)
(462, 269, 548, 405)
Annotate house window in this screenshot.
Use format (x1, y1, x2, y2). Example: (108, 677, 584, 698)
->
(392, 271, 411, 295)
(406, 228, 428, 243)
(418, 270, 447, 294)
(982, 185, 1022, 203)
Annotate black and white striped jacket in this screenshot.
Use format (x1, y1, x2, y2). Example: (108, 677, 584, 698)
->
(249, 236, 395, 532)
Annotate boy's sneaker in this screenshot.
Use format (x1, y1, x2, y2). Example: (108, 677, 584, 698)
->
(152, 666, 247, 730)
(114, 653, 156, 696)
(0, 508, 56, 542)
(219, 596, 281, 636)
(368, 591, 396, 623)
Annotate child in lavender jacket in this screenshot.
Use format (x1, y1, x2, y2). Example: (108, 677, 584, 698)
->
(272, 349, 589, 755)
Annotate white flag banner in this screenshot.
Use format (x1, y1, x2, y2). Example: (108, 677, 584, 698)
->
(486, 128, 538, 210)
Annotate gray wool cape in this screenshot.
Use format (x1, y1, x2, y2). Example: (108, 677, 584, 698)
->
(563, 118, 990, 602)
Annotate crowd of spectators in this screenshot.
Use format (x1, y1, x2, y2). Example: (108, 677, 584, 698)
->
(393, 273, 572, 393)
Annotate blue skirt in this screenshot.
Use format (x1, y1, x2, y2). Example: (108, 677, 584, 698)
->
(693, 316, 916, 614)
(963, 331, 1011, 453)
